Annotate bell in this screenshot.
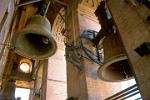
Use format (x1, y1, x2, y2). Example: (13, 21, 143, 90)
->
(11, 15, 57, 60)
(97, 33, 133, 82)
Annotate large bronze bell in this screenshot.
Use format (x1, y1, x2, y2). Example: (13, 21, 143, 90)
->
(97, 33, 133, 82)
(11, 15, 57, 60)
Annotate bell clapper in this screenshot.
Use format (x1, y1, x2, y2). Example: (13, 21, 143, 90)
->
(122, 64, 129, 79)
(42, 37, 49, 44)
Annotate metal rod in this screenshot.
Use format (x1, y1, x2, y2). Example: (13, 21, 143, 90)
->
(39, 0, 51, 16)
(43, 1, 51, 16)
(82, 46, 103, 65)
(135, 97, 142, 100)
(93, 31, 102, 62)
(112, 88, 139, 100)
(16, 0, 42, 8)
(121, 91, 140, 100)
(105, 84, 137, 100)
(33, 60, 43, 79)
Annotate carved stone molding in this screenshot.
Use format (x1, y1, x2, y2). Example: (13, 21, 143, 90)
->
(52, 8, 65, 49)
(78, 0, 100, 23)
(51, 0, 101, 49)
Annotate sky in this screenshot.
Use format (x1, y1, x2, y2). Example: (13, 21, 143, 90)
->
(15, 87, 30, 100)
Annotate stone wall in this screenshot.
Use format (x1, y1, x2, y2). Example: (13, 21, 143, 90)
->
(0, 0, 15, 83)
(46, 46, 67, 100)
(107, 0, 150, 99)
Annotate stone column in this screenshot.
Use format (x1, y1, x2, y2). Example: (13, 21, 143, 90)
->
(107, 1, 150, 99)
(65, 0, 88, 100)
(0, 0, 15, 82)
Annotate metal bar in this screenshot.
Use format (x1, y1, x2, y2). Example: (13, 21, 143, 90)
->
(39, 0, 51, 16)
(43, 1, 51, 16)
(111, 88, 139, 100)
(135, 97, 142, 100)
(121, 91, 140, 100)
(82, 46, 103, 65)
(32, 60, 42, 78)
(93, 31, 102, 62)
(16, 0, 42, 8)
(105, 84, 137, 100)
(93, 29, 105, 45)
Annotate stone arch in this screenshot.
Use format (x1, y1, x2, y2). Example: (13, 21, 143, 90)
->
(51, 8, 65, 46)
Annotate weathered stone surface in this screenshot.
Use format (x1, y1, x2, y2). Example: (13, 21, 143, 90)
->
(107, 0, 150, 99)
(47, 49, 67, 100)
(0, 0, 14, 81)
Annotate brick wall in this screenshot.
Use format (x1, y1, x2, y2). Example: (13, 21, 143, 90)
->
(46, 44, 67, 100)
